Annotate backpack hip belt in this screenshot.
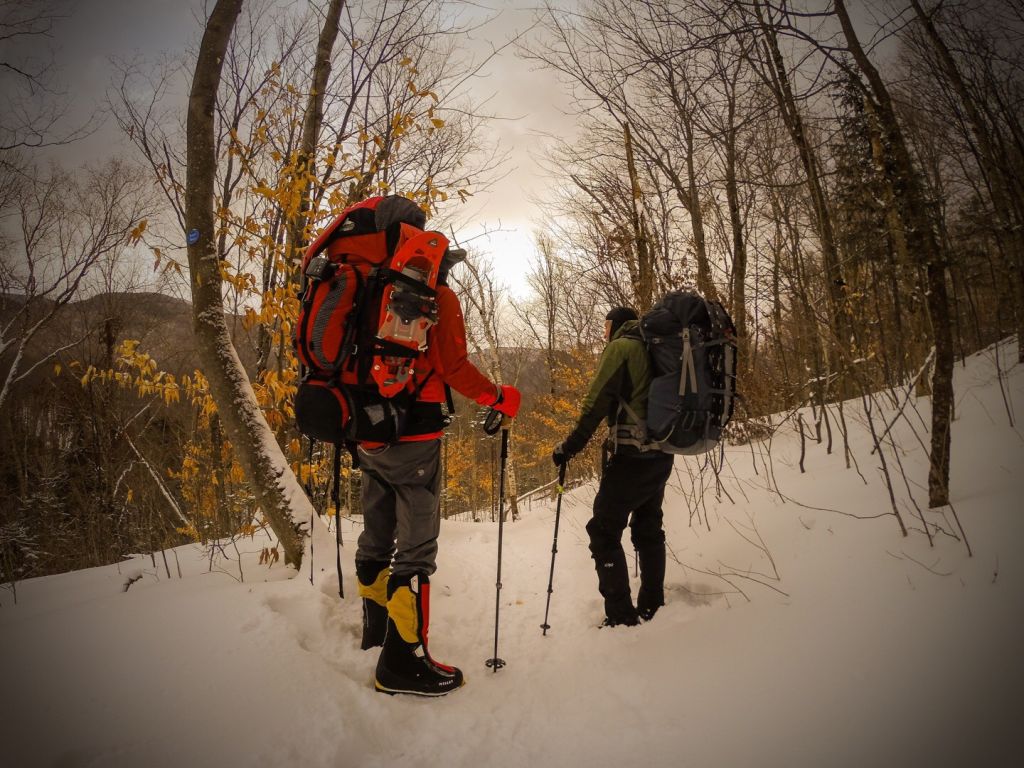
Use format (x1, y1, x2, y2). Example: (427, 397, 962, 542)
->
(610, 398, 659, 453)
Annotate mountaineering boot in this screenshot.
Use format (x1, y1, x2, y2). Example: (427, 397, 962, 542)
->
(636, 544, 666, 622)
(356, 560, 390, 650)
(594, 550, 639, 626)
(374, 573, 464, 696)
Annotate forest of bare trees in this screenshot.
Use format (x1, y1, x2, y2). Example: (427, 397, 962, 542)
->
(522, 0, 1021, 510)
(2, 0, 1020, 584)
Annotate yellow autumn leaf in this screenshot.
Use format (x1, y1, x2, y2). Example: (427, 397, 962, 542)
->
(129, 219, 148, 245)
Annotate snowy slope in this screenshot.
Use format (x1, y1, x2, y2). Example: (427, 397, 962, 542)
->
(2, 340, 1022, 768)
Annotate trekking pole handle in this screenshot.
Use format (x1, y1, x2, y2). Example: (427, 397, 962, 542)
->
(482, 407, 505, 436)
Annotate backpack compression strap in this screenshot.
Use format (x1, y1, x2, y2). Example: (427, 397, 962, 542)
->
(680, 327, 698, 396)
(610, 397, 657, 453)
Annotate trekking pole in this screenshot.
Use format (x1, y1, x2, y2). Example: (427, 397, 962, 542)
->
(484, 411, 509, 672)
(300, 271, 312, 587)
(332, 444, 344, 599)
(307, 438, 315, 587)
(540, 460, 568, 636)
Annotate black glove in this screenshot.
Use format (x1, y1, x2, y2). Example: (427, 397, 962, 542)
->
(552, 443, 569, 467)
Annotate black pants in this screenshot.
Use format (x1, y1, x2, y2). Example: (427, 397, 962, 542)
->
(586, 450, 675, 618)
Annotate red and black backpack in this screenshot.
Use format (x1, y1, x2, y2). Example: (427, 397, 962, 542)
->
(293, 195, 449, 445)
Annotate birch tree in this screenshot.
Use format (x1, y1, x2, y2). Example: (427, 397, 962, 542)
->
(184, 0, 311, 567)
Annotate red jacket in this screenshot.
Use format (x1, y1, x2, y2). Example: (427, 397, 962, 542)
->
(364, 285, 498, 445)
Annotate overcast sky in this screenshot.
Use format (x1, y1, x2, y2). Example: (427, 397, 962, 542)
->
(42, 0, 578, 296)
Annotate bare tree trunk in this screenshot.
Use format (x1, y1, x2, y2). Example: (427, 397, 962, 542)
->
(185, 0, 310, 567)
(661, 68, 717, 301)
(724, 133, 748, 346)
(286, 0, 345, 268)
(908, 0, 1024, 361)
(623, 122, 655, 311)
(752, 0, 850, 351)
(834, 0, 955, 510)
(862, 95, 930, 384)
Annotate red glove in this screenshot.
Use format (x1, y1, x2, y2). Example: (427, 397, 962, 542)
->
(491, 384, 521, 419)
(475, 386, 501, 408)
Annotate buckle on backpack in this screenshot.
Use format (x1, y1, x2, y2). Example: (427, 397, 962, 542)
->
(305, 255, 336, 281)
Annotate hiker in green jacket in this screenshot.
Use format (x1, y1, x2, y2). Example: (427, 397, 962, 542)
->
(553, 307, 675, 626)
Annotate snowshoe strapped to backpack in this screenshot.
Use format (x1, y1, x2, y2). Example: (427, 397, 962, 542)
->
(640, 290, 738, 455)
(293, 195, 448, 445)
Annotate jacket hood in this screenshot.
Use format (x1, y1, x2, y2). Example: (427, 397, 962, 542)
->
(611, 318, 641, 341)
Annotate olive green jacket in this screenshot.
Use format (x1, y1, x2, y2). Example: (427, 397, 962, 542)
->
(563, 320, 652, 456)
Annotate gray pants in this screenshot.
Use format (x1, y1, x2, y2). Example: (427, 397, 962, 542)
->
(356, 439, 442, 577)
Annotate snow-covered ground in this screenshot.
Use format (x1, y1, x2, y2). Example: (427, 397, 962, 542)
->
(3, 340, 1022, 768)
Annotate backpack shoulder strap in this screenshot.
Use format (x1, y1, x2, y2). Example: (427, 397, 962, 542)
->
(620, 326, 643, 342)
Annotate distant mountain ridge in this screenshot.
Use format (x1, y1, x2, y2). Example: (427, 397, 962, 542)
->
(3, 291, 255, 385)
(5, 291, 549, 395)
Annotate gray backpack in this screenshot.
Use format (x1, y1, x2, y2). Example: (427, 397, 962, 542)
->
(629, 291, 739, 455)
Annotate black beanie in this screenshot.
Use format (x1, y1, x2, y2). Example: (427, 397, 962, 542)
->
(605, 306, 638, 337)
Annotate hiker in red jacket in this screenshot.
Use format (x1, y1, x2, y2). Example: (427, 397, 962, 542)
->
(356, 249, 521, 697)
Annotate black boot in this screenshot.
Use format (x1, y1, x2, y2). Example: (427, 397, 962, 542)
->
(594, 550, 638, 626)
(374, 573, 464, 696)
(356, 560, 390, 650)
(636, 544, 666, 622)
